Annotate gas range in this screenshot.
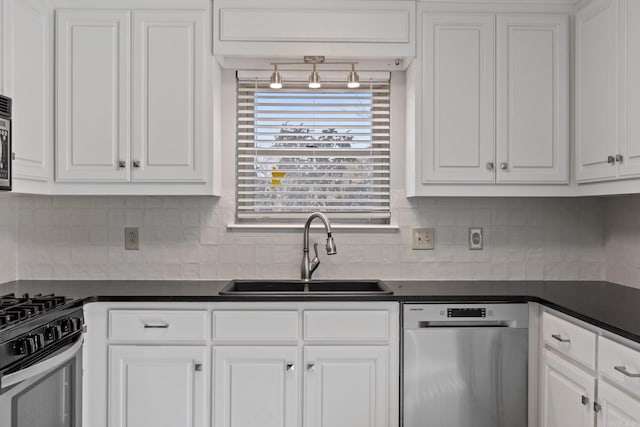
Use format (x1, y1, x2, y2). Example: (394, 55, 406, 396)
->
(0, 293, 83, 378)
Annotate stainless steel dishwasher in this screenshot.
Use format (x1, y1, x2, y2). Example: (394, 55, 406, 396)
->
(403, 303, 528, 427)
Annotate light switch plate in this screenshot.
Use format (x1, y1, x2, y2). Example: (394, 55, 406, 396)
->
(469, 227, 483, 250)
(412, 227, 434, 250)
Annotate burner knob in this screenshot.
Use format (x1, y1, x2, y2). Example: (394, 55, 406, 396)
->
(17, 337, 37, 355)
(34, 333, 45, 349)
(73, 317, 83, 332)
(46, 325, 63, 340)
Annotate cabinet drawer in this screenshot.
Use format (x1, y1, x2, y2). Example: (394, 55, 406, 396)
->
(212, 311, 299, 341)
(303, 310, 389, 341)
(542, 312, 596, 369)
(108, 310, 207, 341)
(599, 336, 640, 396)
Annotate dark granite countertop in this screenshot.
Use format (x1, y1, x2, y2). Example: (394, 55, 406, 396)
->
(3, 279, 639, 343)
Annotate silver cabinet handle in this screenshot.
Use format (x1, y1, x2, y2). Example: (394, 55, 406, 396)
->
(133, 160, 141, 168)
(307, 363, 315, 371)
(118, 160, 126, 168)
(286, 363, 295, 372)
(143, 323, 169, 329)
(608, 155, 616, 164)
(486, 162, 495, 171)
(616, 154, 624, 163)
(500, 162, 508, 170)
(194, 363, 203, 372)
(551, 334, 570, 343)
(594, 402, 602, 413)
(581, 395, 589, 406)
(614, 365, 640, 378)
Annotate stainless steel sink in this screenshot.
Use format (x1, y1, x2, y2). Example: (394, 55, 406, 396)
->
(219, 280, 393, 296)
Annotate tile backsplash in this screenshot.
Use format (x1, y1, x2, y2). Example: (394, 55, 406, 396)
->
(6, 193, 605, 281)
(604, 194, 640, 289)
(0, 193, 17, 283)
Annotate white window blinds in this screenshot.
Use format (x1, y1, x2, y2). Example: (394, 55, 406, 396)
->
(236, 76, 391, 223)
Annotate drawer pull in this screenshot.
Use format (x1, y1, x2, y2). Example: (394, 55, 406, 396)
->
(552, 334, 570, 343)
(614, 365, 640, 378)
(143, 323, 169, 329)
(581, 395, 589, 406)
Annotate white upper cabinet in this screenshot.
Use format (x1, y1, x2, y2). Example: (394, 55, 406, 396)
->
(132, 11, 206, 183)
(421, 14, 495, 184)
(496, 15, 569, 184)
(2, 0, 50, 191)
(576, 0, 619, 182)
(213, 0, 415, 65)
(53, 1, 217, 195)
(576, 0, 640, 188)
(55, 10, 131, 182)
(407, 7, 570, 196)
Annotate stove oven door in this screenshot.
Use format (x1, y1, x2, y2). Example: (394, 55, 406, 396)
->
(0, 338, 82, 427)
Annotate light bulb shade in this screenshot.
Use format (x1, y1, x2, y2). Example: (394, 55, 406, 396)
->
(347, 70, 360, 88)
(270, 70, 282, 89)
(308, 70, 321, 89)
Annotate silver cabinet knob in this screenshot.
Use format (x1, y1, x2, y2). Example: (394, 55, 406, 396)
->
(486, 162, 495, 171)
(286, 363, 295, 372)
(133, 161, 141, 168)
(594, 402, 602, 413)
(194, 363, 203, 372)
(500, 162, 508, 170)
(608, 155, 616, 164)
(118, 160, 126, 168)
(616, 154, 624, 163)
(581, 395, 589, 406)
(307, 363, 316, 371)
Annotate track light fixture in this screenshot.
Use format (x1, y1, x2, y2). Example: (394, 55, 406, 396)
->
(347, 64, 360, 88)
(267, 57, 361, 90)
(308, 64, 321, 89)
(269, 64, 282, 89)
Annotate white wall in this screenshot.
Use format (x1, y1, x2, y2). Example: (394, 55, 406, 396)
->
(0, 193, 18, 283)
(604, 195, 640, 288)
(0, 70, 607, 282)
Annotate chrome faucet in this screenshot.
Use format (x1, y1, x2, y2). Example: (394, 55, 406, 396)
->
(301, 212, 337, 281)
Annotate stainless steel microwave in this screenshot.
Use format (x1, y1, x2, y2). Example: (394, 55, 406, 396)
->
(0, 95, 11, 191)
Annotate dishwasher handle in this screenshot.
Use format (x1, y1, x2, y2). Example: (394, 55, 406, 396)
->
(418, 320, 518, 328)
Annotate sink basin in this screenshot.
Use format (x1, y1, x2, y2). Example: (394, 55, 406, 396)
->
(219, 280, 393, 296)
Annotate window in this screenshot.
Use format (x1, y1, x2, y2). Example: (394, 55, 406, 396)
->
(236, 75, 391, 224)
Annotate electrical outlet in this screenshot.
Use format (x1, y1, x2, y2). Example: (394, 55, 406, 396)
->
(412, 227, 434, 250)
(125, 227, 139, 250)
(469, 227, 483, 250)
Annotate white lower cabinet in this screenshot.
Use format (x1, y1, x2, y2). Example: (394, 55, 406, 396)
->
(541, 349, 596, 427)
(213, 346, 299, 427)
(304, 346, 388, 427)
(540, 310, 640, 427)
(108, 345, 209, 427)
(84, 302, 398, 427)
(598, 381, 640, 427)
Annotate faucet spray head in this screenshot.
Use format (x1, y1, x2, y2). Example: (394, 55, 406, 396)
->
(326, 233, 337, 255)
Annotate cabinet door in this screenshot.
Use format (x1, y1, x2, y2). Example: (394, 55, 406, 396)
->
(304, 346, 388, 427)
(214, 346, 298, 427)
(108, 346, 208, 427)
(55, 10, 130, 182)
(131, 10, 206, 183)
(598, 381, 640, 427)
(575, 0, 619, 182)
(3, 0, 50, 184)
(496, 15, 569, 184)
(421, 14, 495, 183)
(619, 0, 640, 178)
(540, 349, 596, 427)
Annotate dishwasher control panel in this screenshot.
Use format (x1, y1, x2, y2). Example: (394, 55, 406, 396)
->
(447, 307, 486, 318)
(403, 303, 529, 329)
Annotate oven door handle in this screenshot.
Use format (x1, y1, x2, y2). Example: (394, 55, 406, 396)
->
(1, 337, 83, 388)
